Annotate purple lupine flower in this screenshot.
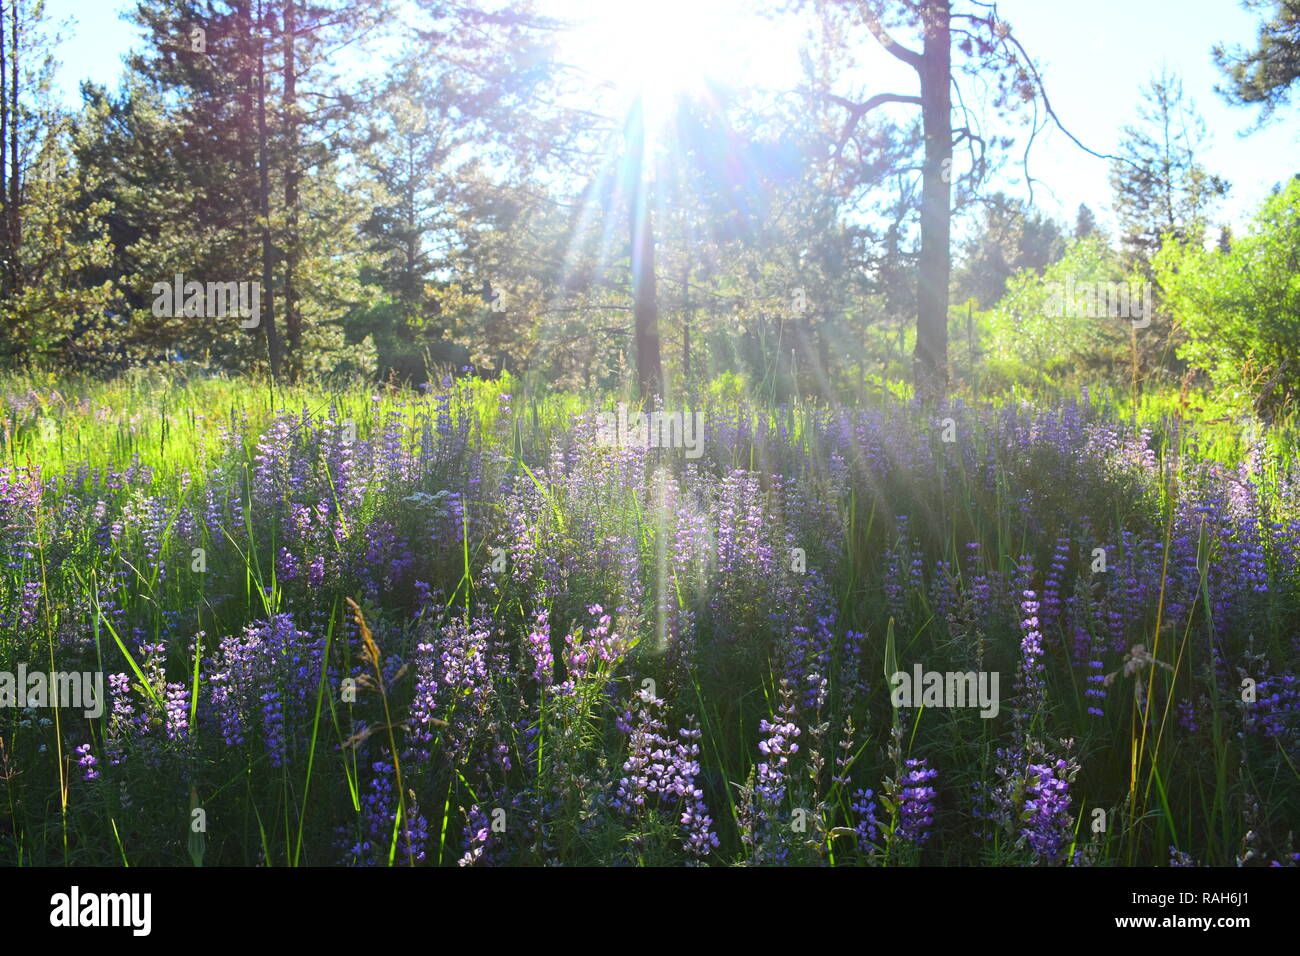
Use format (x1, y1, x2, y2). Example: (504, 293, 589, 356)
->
(163, 682, 190, 742)
(966, 542, 991, 615)
(404, 641, 440, 764)
(104, 672, 135, 766)
(207, 614, 324, 766)
(458, 804, 492, 867)
(307, 554, 326, 589)
(674, 721, 719, 860)
(433, 616, 495, 762)
(276, 547, 300, 582)
(342, 760, 429, 866)
(739, 680, 800, 863)
(883, 517, 920, 628)
(984, 741, 1080, 863)
(755, 682, 801, 811)
(611, 690, 718, 858)
(613, 689, 673, 813)
(525, 610, 554, 688)
(783, 610, 834, 712)
(851, 788, 882, 855)
(261, 687, 286, 766)
(1083, 621, 1108, 718)
(1017, 587, 1047, 719)
(1169, 846, 1197, 867)
(838, 629, 868, 709)
(1021, 758, 1074, 862)
(75, 743, 100, 781)
(1244, 671, 1299, 744)
(1041, 537, 1069, 631)
(17, 581, 41, 628)
(562, 605, 626, 680)
(930, 558, 957, 624)
(894, 758, 938, 846)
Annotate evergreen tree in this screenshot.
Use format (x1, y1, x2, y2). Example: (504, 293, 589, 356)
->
(0, 0, 114, 365)
(1074, 202, 1100, 239)
(1214, 0, 1300, 122)
(1109, 69, 1230, 266)
(953, 194, 1065, 309)
(120, 0, 382, 378)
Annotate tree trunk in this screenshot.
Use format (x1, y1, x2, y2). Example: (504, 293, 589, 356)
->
(1, 3, 9, 300)
(816, 319, 831, 396)
(631, 196, 662, 397)
(405, 139, 418, 325)
(914, 0, 952, 402)
(7, 0, 19, 297)
(282, 0, 301, 380)
(681, 258, 691, 382)
(256, 2, 281, 381)
(626, 100, 662, 398)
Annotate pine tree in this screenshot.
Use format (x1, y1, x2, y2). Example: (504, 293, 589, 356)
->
(0, 0, 115, 365)
(1214, 0, 1300, 123)
(1109, 70, 1230, 267)
(118, 0, 382, 378)
(1074, 203, 1100, 239)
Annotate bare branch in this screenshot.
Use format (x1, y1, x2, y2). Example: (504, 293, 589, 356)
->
(860, 4, 923, 69)
(826, 91, 922, 159)
(998, 27, 1142, 172)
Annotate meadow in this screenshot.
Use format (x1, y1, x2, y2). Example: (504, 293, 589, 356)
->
(0, 369, 1295, 866)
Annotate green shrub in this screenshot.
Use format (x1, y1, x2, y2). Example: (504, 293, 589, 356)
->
(1157, 177, 1300, 417)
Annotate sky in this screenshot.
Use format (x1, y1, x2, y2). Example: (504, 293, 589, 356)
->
(44, 0, 1298, 232)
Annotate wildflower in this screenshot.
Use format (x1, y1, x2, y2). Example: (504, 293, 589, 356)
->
(75, 743, 99, 782)
(893, 758, 938, 846)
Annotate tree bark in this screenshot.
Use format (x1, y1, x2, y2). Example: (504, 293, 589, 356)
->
(681, 258, 691, 383)
(7, 0, 19, 296)
(626, 100, 662, 398)
(914, 0, 951, 402)
(256, 1, 281, 381)
(282, 0, 301, 380)
(631, 196, 662, 397)
(1, 3, 9, 300)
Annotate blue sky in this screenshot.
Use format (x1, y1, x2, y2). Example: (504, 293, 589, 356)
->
(45, 0, 1297, 232)
(989, 0, 1297, 230)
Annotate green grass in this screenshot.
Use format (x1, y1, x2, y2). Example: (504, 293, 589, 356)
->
(0, 367, 1294, 866)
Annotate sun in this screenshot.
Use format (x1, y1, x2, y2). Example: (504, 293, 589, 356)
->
(556, 0, 763, 123)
